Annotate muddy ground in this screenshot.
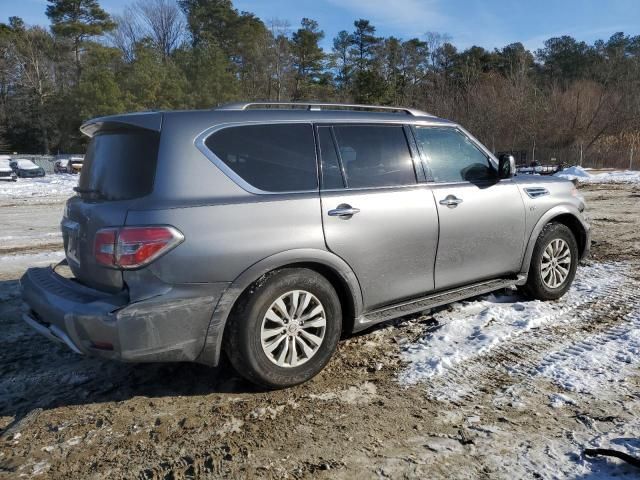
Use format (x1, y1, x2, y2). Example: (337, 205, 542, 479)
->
(0, 183, 639, 479)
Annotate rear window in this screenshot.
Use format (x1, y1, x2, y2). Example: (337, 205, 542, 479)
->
(204, 123, 317, 192)
(79, 129, 159, 200)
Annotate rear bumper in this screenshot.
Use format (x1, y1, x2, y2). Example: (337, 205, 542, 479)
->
(20, 266, 228, 364)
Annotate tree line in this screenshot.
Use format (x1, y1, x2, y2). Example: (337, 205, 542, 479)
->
(1, 0, 640, 168)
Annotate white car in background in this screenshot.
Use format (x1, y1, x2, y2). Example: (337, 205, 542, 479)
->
(10, 158, 46, 178)
(0, 157, 17, 181)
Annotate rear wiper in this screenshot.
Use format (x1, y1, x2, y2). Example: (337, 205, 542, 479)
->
(73, 187, 107, 199)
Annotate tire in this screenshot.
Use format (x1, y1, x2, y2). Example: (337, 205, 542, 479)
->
(224, 268, 342, 389)
(522, 222, 578, 300)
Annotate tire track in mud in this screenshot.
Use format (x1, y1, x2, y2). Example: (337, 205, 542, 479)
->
(416, 261, 640, 404)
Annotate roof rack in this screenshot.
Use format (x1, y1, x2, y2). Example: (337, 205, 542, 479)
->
(215, 101, 433, 117)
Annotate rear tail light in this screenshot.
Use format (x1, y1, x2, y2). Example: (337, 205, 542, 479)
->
(94, 228, 117, 266)
(94, 226, 184, 269)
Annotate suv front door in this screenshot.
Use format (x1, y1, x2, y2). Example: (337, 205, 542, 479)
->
(318, 124, 439, 310)
(413, 126, 526, 290)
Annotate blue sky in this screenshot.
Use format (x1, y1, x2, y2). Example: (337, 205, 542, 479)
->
(3, 0, 640, 51)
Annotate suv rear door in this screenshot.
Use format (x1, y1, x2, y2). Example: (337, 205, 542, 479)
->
(63, 121, 161, 292)
(318, 124, 439, 310)
(413, 126, 526, 290)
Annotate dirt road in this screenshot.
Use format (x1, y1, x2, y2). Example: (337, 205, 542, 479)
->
(1, 183, 639, 479)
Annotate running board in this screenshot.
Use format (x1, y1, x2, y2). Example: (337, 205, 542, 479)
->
(354, 276, 524, 330)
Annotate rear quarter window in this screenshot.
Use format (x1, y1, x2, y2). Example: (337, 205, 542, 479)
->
(79, 129, 159, 200)
(204, 123, 318, 192)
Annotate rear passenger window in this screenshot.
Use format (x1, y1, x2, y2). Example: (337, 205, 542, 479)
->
(332, 125, 416, 188)
(205, 123, 317, 192)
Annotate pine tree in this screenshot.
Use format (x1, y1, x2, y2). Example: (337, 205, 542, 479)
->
(46, 0, 115, 82)
(290, 18, 325, 100)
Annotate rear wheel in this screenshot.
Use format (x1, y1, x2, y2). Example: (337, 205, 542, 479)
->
(522, 223, 578, 300)
(225, 268, 342, 389)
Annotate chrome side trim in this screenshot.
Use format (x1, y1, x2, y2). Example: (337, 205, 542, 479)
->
(195, 120, 462, 195)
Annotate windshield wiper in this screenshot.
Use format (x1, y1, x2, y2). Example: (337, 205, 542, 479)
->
(73, 187, 107, 199)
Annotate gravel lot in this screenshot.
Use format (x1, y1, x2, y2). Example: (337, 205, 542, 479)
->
(0, 181, 639, 479)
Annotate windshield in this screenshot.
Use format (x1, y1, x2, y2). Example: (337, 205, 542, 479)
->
(78, 129, 160, 200)
(16, 159, 38, 169)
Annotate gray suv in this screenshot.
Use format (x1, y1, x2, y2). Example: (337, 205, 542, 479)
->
(21, 102, 590, 388)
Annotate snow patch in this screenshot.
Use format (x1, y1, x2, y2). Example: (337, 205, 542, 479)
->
(400, 262, 630, 384)
(548, 393, 577, 408)
(0, 250, 65, 276)
(554, 165, 593, 179)
(538, 309, 640, 393)
(555, 167, 640, 184)
(0, 174, 77, 199)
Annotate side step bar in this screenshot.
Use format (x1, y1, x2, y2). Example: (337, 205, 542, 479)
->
(355, 276, 524, 330)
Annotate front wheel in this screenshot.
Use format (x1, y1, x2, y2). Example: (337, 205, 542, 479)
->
(224, 268, 342, 389)
(522, 223, 578, 300)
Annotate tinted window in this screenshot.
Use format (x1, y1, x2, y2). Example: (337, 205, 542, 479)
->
(333, 125, 416, 188)
(318, 127, 344, 189)
(205, 124, 317, 192)
(413, 127, 494, 183)
(79, 129, 159, 200)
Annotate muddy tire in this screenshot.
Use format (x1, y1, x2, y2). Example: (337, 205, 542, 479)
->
(522, 223, 578, 301)
(224, 268, 342, 389)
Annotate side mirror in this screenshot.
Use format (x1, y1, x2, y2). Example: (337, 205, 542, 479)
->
(498, 154, 516, 179)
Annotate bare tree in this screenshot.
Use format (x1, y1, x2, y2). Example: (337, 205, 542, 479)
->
(109, 13, 140, 62)
(267, 18, 291, 101)
(134, 0, 185, 60)
(423, 31, 451, 69)
(14, 27, 56, 153)
(109, 0, 185, 61)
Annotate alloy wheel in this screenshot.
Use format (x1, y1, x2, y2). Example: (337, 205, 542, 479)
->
(260, 290, 326, 368)
(540, 238, 572, 289)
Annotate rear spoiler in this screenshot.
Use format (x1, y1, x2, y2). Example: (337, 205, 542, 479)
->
(80, 112, 163, 137)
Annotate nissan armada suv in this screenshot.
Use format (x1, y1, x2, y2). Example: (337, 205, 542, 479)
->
(21, 102, 590, 388)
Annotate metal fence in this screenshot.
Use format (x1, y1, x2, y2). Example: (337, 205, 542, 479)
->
(7, 154, 84, 174)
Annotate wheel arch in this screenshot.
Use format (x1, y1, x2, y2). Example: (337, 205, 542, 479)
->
(196, 249, 363, 366)
(521, 206, 589, 276)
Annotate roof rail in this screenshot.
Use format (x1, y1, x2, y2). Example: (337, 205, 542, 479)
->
(215, 101, 433, 117)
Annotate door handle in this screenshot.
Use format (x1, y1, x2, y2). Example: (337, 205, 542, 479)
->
(328, 204, 361, 217)
(439, 195, 463, 208)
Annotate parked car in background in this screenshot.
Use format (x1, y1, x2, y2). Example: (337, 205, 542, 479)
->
(54, 158, 70, 173)
(0, 158, 17, 181)
(21, 102, 590, 389)
(69, 156, 84, 173)
(10, 159, 45, 178)
(55, 156, 84, 174)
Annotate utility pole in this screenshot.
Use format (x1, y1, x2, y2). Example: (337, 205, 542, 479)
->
(631, 144, 634, 171)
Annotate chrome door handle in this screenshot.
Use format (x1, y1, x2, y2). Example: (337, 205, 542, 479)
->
(439, 195, 463, 208)
(328, 205, 360, 217)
